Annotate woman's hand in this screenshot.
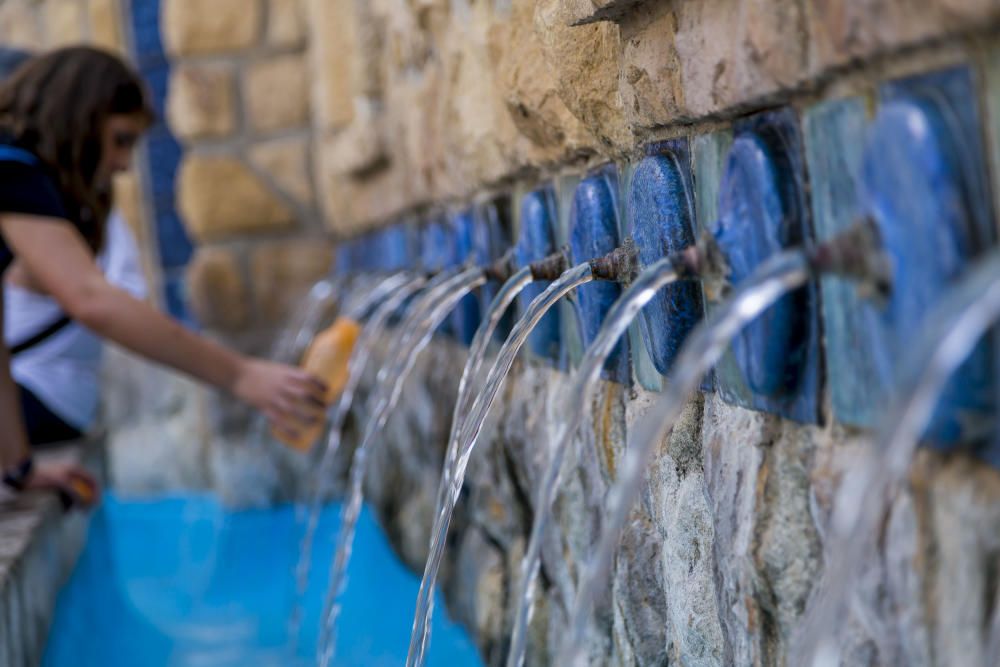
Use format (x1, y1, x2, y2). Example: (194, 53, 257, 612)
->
(25, 460, 100, 509)
(232, 358, 328, 441)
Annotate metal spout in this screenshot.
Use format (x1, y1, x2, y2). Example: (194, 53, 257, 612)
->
(589, 237, 639, 283)
(484, 250, 519, 283)
(529, 249, 570, 282)
(807, 216, 892, 301)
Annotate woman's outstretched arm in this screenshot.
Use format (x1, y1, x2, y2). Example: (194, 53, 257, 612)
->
(0, 213, 326, 437)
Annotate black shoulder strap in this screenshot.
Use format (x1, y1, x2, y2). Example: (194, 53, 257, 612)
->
(0, 145, 72, 356)
(10, 315, 72, 356)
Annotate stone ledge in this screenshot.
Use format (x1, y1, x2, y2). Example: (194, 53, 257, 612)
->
(0, 443, 99, 667)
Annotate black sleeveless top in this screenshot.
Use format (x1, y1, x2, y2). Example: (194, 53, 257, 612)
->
(0, 144, 73, 276)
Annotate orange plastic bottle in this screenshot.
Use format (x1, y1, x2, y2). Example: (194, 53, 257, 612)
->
(274, 317, 361, 451)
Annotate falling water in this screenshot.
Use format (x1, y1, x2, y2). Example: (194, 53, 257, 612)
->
(291, 272, 430, 643)
(402, 266, 533, 666)
(792, 252, 1000, 667)
(436, 265, 534, 496)
(506, 256, 682, 667)
(556, 250, 811, 666)
(318, 266, 486, 667)
(407, 262, 594, 667)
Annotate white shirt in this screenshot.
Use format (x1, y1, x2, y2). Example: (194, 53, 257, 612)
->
(3, 212, 147, 430)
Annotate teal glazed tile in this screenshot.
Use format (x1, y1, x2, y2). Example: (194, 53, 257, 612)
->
(556, 173, 584, 371)
(692, 130, 735, 397)
(862, 67, 996, 446)
(804, 97, 878, 426)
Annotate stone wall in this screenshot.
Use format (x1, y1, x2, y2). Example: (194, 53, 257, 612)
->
(296, 2, 1000, 666)
(162, 0, 332, 342)
(5, 2, 1000, 666)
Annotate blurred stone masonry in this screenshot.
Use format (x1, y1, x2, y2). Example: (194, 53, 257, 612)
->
(5, 1, 1000, 666)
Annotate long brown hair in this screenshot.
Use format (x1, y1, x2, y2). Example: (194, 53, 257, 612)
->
(0, 46, 154, 252)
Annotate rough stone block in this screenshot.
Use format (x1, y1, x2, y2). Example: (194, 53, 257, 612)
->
(248, 136, 314, 205)
(306, 0, 379, 131)
(266, 0, 306, 48)
(244, 54, 309, 133)
(318, 100, 386, 177)
(178, 155, 294, 242)
(250, 240, 333, 323)
(43, 0, 86, 47)
(162, 0, 261, 56)
(166, 64, 236, 140)
(534, 0, 633, 151)
(673, 0, 808, 118)
(433, 1, 526, 194)
(619, 4, 685, 132)
(0, 0, 43, 49)
(186, 247, 249, 331)
(88, 0, 124, 52)
(490, 0, 595, 158)
(806, 0, 1000, 74)
(317, 163, 412, 237)
(560, 0, 646, 25)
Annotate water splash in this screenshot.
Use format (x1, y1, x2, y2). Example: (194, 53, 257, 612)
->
(556, 250, 811, 666)
(291, 272, 429, 646)
(506, 256, 682, 667)
(318, 267, 486, 667)
(407, 262, 594, 667)
(792, 251, 1000, 667)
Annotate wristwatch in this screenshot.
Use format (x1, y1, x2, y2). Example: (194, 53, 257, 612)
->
(2, 456, 34, 491)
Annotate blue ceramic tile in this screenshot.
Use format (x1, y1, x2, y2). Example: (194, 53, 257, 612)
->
(420, 219, 453, 273)
(450, 209, 481, 344)
(628, 140, 704, 376)
(155, 210, 193, 269)
(334, 243, 354, 276)
(862, 68, 995, 445)
(126, 0, 190, 307)
(128, 0, 168, 69)
(515, 186, 562, 362)
(711, 109, 821, 424)
(163, 270, 193, 325)
(380, 224, 413, 272)
(569, 165, 630, 384)
(475, 197, 514, 342)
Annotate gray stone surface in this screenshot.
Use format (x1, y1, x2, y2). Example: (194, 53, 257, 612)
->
(0, 445, 94, 667)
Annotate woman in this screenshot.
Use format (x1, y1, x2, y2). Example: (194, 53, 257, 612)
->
(0, 47, 326, 505)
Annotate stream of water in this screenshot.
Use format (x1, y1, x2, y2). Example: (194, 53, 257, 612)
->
(555, 251, 811, 666)
(292, 273, 429, 645)
(319, 267, 486, 667)
(407, 263, 594, 667)
(506, 256, 682, 667)
(792, 251, 1000, 667)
